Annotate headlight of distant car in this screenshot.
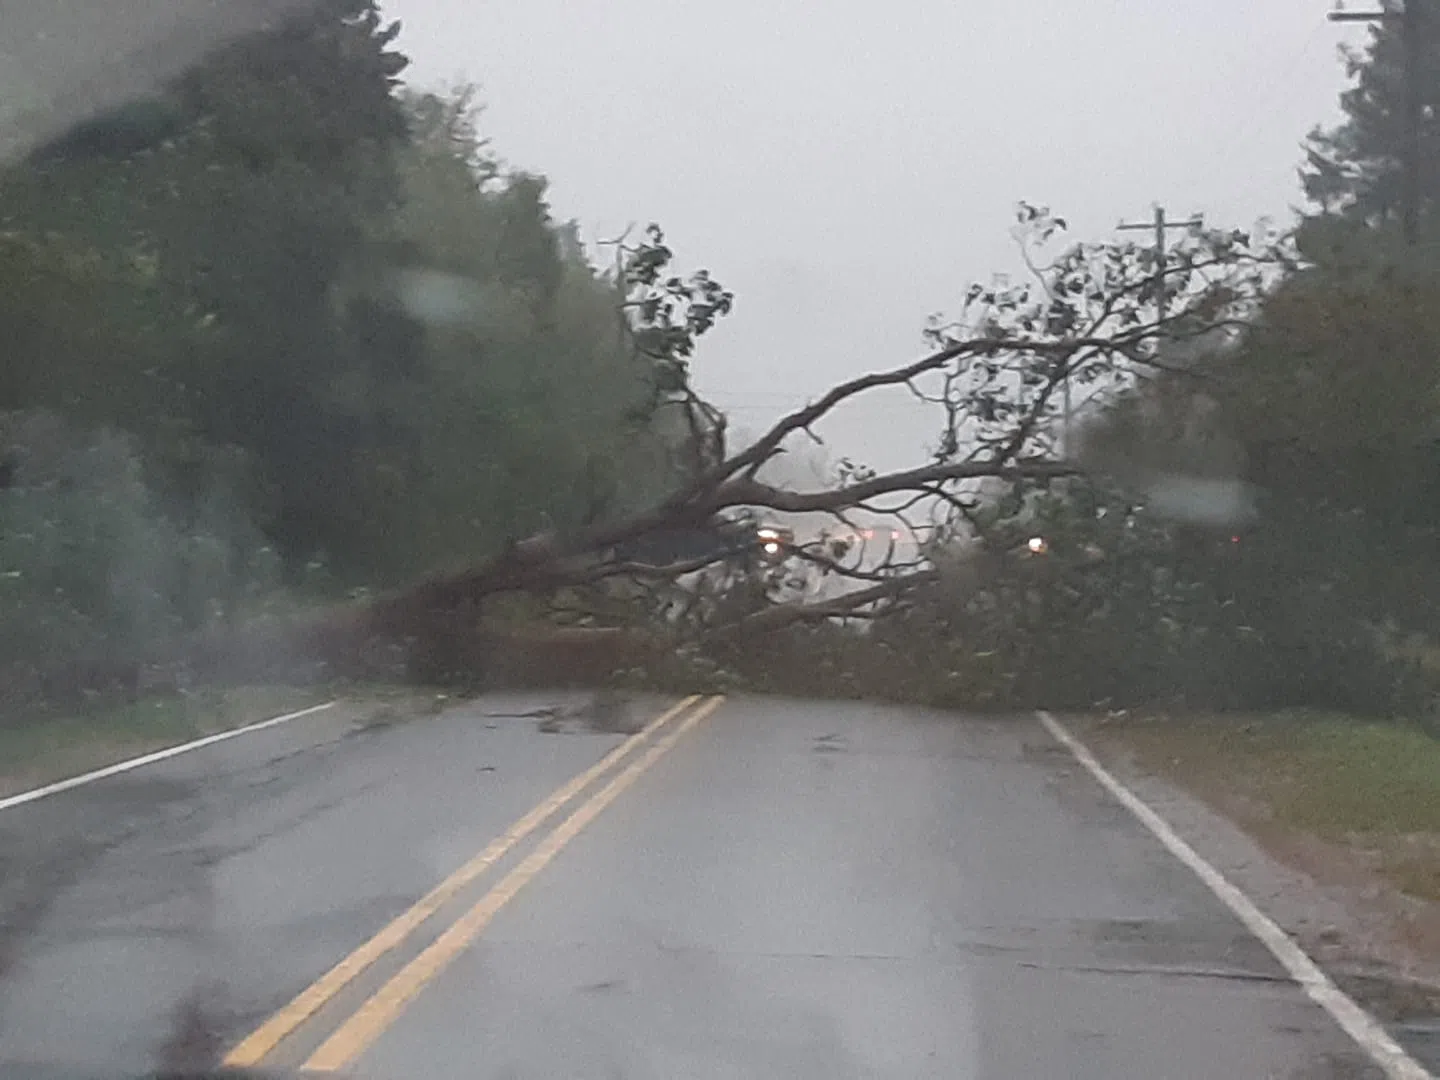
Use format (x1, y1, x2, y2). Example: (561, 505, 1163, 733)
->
(756, 526, 792, 560)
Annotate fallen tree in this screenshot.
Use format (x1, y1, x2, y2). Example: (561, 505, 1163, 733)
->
(201, 205, 1289, 689)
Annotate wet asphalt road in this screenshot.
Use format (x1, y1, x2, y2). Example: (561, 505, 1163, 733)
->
(0, 693, 1394, 1078)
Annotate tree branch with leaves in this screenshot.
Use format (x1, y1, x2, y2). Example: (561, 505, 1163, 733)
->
(357, 205, 1283, 652)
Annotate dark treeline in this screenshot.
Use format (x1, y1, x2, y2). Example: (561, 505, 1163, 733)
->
(0, 1, 698, 701)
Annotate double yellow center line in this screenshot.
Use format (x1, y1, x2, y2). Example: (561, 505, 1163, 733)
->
(223, 693, 724, 1074)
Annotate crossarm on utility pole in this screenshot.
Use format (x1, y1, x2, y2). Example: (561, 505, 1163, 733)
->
(1116, 205, 1205, 324)
(1073, 205, 1206, 457)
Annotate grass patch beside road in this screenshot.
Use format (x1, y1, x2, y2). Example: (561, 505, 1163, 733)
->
(0, 685, 327, 798)
(1085, 710, 1440, 902)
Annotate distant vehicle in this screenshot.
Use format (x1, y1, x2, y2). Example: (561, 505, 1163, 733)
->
(756, 524, 795, 562)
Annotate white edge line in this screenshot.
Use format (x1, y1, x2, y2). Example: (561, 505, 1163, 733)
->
(0, 700, 338, 814)
(1036, 709, 1433, 1080)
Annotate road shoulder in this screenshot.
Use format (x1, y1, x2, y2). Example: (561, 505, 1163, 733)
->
(0, 685, 451, 802)
(1068, 710, 1440, 1062)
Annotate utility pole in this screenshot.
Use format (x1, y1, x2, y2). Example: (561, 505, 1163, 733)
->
(600, 223, 636, 356)
(1329, 1, 1425, 246)
(1044, 204, 1207, 456)
(1116, 205, 1205, 324)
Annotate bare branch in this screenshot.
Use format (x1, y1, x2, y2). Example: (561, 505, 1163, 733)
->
(787, 544, 929, 584)
(570, 551, 739, 586)
(709, 570, 940, 638)
(681, 336, 1118, 499)
(712, 460, 1077, 516)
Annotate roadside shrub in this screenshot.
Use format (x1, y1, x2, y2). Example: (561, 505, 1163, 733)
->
(0, 411, 283, 707)
(699, 482, 1420, 718)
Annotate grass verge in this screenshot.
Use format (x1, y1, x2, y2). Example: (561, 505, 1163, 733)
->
(1084, 710, 1440, 902)
(1079, 706, 1440, 1039)
(0, 685, 328, 798)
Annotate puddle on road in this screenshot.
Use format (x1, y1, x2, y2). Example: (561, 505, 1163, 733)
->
(1069, 916, 1281, 979)
(531, 693, 646, 736)
(154, 987, 228, 1074)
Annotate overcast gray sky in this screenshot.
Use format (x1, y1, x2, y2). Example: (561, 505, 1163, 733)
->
(380, 0, 1366, 473)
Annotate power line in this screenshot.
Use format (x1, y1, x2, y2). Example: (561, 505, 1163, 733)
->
(1208, 21, 1332, 213)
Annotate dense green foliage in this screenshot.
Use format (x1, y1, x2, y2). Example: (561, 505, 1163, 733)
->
(1302, 2, 1440, 235)
(0, 2, 703, 701)
(942, 269, 1440, 715)
(0, 411, 286, 704)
